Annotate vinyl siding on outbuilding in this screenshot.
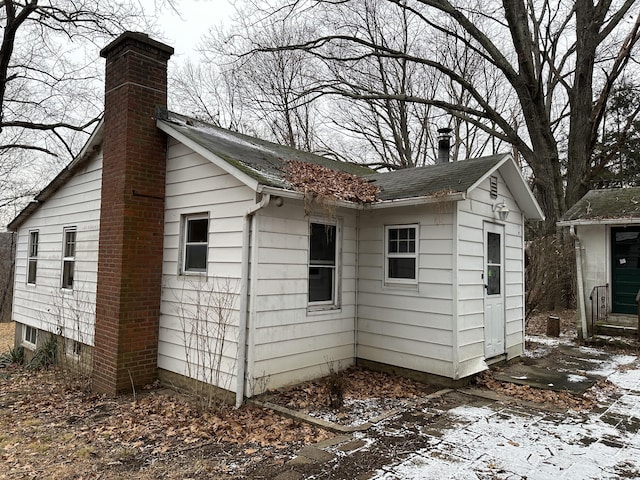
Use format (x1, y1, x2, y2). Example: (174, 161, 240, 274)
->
(573, 225, 608, 322)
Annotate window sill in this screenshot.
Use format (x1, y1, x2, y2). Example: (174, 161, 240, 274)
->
(179, 271, 208, 279)
(382, 281, 419, 292)
(307, 304, 342, 315)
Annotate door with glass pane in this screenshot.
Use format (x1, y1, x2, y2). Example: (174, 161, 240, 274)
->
(484, 223, 505, 358)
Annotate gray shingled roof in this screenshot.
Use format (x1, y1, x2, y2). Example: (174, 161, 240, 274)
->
(366, 154, 506, 201)
(559, 187, 640, 224)
(160, 111, 509, 202)
(159, 112, 374, 189)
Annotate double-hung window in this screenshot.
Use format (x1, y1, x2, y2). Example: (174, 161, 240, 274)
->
(385, 225, 418, 283)
(62, 228, 76, 289)
(182, 215, 209, 274)
(308, 221, 339, 306)
(27, 231, 38, 285)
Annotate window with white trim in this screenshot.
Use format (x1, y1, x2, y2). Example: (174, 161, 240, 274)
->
(23, 325, 37, 347)
(308, 221, 339, 305)
(27, 230, 38, 285)
(182, 214, 209, 274)
(61, 228, 76, 289)
(385, 225, 418, 283)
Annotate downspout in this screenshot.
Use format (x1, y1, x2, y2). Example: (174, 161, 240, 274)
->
(236, 193, 270, 407)
(452, 204, 459, 378)
(354, 212, 360, 363)
(570, 225, 589, 340)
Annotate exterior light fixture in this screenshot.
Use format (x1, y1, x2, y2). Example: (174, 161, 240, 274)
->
(494, 202, 510, 221)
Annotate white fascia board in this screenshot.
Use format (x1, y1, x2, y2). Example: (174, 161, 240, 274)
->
(259, 186, 465, 210)
(158, 120, 260, 193)
(366, 192, 466, 209)
(67, 119, 104, 171)
(467, 154, 544, 221)
(557, 218, 640, 227)
(259, 185, 359, 210)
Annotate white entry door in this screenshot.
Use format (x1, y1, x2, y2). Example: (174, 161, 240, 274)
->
(484, 222, 505, 358)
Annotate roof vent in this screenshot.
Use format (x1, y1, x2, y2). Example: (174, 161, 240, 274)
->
(437, 127, 453, 164)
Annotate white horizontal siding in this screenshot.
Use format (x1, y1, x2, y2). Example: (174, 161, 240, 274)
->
(248, 201, 357, 392)
(158, 141, 254, 391)
(458, 171, 526, 363)
(357, 205, 456, 374)
(12, 151, 103, 346)
(576, 225, 608, 322)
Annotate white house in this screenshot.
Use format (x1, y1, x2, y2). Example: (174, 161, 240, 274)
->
(8, 32, 544, 403)
(558, 187, 640, 338)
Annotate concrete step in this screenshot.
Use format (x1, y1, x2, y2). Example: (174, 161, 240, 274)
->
(594, 323, 638, 337)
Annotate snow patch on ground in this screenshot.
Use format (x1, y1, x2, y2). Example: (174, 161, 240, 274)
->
(583, 354, 636, 377)
(372, 352, 640, 480)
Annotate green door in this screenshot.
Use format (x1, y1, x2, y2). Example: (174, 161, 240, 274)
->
(611, 227, 640, 314)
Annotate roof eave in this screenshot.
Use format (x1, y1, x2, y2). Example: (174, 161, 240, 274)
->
(467, 154, 544, 221)
(259, 185, 363, 210)
(261, 186, 467, 209)
(367, 191, 466, 209)
(558, 217, 640, 227)
(158, 120, 261, 193)
(7, 120, 105, 232)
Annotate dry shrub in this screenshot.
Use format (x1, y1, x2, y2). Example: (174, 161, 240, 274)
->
(526, 232, 576, 315)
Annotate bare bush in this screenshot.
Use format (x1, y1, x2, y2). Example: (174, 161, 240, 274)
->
(175, 277, 239, 408)
(525, 233, 576, 317)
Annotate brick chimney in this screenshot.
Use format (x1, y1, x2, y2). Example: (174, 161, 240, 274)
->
(92, 32, 173, 395)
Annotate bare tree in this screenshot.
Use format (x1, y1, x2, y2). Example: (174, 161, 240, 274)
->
(0, 1, 162, 225)
(174, 10, 323, 152)
(250, 0, 640, 232)
(324, 0, 441, 169)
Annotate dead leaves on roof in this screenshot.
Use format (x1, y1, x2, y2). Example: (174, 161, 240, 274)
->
(285, 160, 379, 203)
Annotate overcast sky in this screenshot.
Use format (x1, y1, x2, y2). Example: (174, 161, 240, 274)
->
(150, 0, 236, 60)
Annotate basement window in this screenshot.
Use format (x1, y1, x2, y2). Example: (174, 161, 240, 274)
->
(61, 228, 76, 289)
(182, 214, 209, 274)
(27, 230, 38, 285)
(308, 220, 340, 307)
(23, 325, 37, 347)
(385, 225, 418, 284)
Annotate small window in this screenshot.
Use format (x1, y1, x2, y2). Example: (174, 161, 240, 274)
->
(23, 325, 37, 346)
(486, 231, 501, 295)
(183, 215, 209, 273)
(385, 225, 418, 283)
(309, 221, 339, 305)
(62, 228, 76, 289)
(27, 231, 38, 285)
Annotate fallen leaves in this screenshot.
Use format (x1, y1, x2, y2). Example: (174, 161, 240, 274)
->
(0, 364, 333, 479)
(260, 366, 442, 426)
(474, 371, 595, 410)
(284, 160, 379, 203)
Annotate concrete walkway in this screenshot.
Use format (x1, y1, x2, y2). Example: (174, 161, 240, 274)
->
(271, 339, 640, 479)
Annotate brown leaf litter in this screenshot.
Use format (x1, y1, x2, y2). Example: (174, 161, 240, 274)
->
(284, 160, 379, 203)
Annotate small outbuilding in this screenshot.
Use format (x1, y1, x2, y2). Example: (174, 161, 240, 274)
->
(558, 187, 640, 337)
